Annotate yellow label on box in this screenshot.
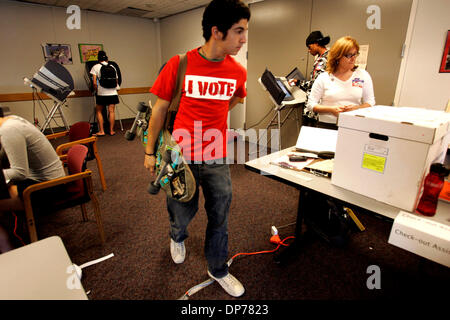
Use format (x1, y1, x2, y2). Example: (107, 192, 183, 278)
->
(362, 153, 386, 173)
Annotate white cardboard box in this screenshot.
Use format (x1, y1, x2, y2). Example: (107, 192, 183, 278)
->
(332, 106, 450, 212)
(388, 211, 450, 267)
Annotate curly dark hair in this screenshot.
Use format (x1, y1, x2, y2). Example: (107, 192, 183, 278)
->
(202, 0, 251, 41)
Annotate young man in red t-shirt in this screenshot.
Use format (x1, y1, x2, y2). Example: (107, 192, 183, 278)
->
(144, 0, 250, 297)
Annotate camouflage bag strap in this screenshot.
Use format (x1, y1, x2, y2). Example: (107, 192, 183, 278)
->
(165, 53, 188, 133)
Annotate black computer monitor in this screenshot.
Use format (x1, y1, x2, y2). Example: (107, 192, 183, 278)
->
(261, 68, 290, 105)
(275, 78, 293, 100)
(286, 67, 306, 82)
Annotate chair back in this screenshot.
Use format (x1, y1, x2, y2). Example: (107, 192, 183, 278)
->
(69, 122, 91, 142)
(65, 144, 88, 198)
(22, 142, 105, 244)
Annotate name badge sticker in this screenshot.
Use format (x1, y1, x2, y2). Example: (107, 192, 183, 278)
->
(352, 77, 364, 88)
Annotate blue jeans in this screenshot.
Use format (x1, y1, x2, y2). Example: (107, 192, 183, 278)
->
(167, 160, 232, 278)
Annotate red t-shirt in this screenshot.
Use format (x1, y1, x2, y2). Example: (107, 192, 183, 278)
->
(150, 48, 247, 161)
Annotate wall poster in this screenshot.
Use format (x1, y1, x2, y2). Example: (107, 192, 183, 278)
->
(78, 44, 103, 63)
(42, 43, 73, 65)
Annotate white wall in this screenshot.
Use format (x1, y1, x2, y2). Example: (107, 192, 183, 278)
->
(0, 0, 158, 126)
(2, 0, 447, 129)
(159, 8, 204, 63)
(394, 0, 450, 110)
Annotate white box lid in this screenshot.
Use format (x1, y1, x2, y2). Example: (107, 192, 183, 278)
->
(338, 106, 450, 144)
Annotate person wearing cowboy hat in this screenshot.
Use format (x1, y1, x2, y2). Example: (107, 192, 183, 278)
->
(290, 31, 330, 126)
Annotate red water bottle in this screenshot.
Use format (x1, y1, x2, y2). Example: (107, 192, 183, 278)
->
(416, 163, 448, 216)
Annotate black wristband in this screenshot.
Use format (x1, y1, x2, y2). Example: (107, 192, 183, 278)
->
(145, 152, 155, 157)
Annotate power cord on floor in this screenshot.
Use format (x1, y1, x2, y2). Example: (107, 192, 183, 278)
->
(178, 226, 295, 300)
(11, 212, 26, 246)
(71, 253, 115, 281)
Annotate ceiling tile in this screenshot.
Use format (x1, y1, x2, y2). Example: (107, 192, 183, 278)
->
(13, 0, 213, 19)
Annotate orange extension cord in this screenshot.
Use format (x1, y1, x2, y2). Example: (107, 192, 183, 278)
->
(178, 235, 295, 300)
(12, 211, 26, 246)
(231, 235, 295, 261)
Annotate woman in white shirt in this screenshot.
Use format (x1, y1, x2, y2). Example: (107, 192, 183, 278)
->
(307, 36, 375, 129)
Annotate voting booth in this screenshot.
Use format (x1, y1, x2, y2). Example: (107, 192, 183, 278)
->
(24, 60, 75, 132)
(258, 68, 306, 148)
(332, 106, 450, 212)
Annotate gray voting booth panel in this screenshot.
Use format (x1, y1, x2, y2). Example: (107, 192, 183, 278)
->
(31, 60, 74, 102)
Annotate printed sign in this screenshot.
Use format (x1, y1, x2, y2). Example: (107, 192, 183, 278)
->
(78, 43, 103, 63)
(185, 75, 236, 100)
(388, 211, 450, 267)
(362, 153, 386, 173)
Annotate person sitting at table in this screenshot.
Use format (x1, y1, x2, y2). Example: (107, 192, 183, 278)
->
(306, 36, 375, 130)
(0, 108, 65, 214)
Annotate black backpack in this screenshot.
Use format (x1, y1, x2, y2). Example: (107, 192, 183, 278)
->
(303, 192, 355, 247)
(99, 63, 118, 88)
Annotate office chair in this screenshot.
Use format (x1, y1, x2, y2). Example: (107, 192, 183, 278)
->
(22, 144, 106, 244)
(46, 121, 107, 191)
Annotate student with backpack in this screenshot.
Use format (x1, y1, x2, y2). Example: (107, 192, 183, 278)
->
(90, 50, 120, 136)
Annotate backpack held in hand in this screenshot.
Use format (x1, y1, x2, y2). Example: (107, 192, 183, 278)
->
(146, 53, 196, 202)
(99, 63, 118, 88)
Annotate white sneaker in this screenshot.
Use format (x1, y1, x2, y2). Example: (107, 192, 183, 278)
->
(207, 270, 245, 297)
(170, 239, 185, 264)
